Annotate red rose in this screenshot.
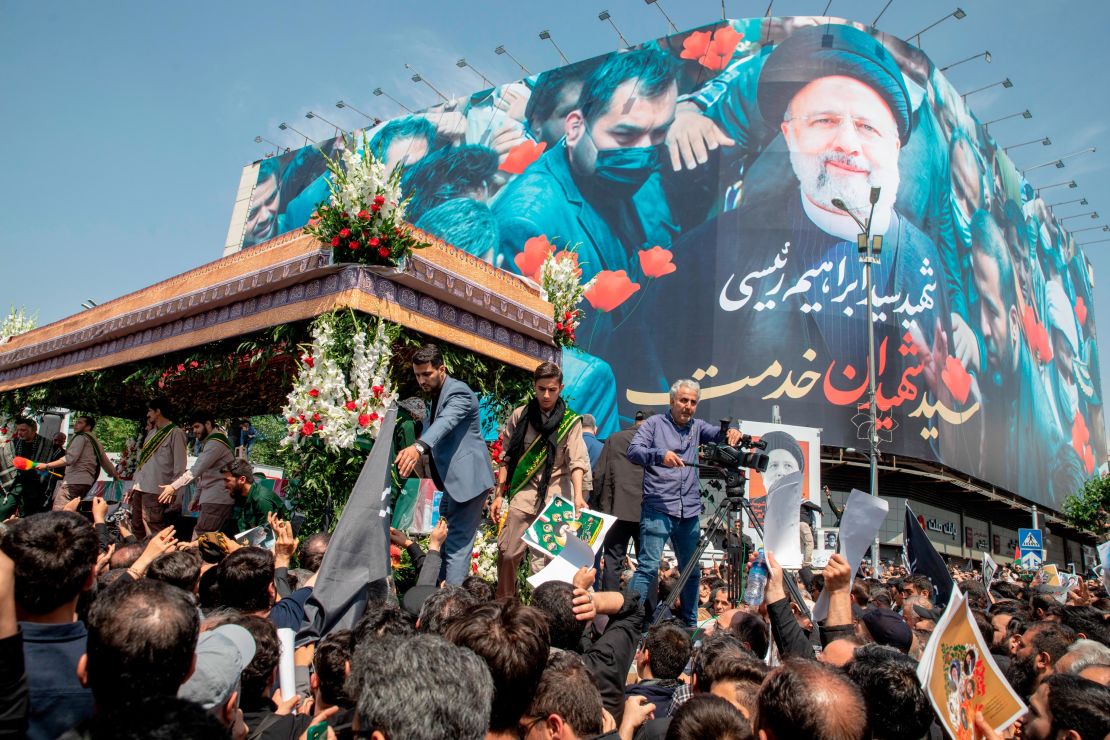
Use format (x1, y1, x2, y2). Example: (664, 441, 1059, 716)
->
(339, 227, 351, 238)
(176, 364, 185, 372)
(357, 210, 370, 220)
(369, 412, 379, 421)
(331, 237, 341, 247)
(298, 414, 306, 421)
(346, 400, 357, 411)
(358, 413, 371, 427)
(287, 417, 297, 424)
(372, 385, 384, 396)
(312, 412, 321, 421)
(379, 247, 390, 257)
(374, 195, 386, 205)
(369, 237, 380, 247)
(189, 360, 199, 368)
(301, 422, 315, 435)
(304, 355, 315, 368)
(308, 389, 320, 398)
(350, 240, 360, 250)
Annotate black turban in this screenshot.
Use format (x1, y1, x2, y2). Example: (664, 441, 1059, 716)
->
(757, 23, 912, 145)
(759, 431, 806, 474)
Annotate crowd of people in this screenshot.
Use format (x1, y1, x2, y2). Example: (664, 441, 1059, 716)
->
(2, 345, 1110, 739)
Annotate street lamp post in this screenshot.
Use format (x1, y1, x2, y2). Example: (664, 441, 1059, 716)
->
(1003, 136, 1051, 153)
(962, 78, 1012, 100)
(910, 7, 966, 47)
(833, 188, 884, 570)
(941, 49, 990, 72)
(305, 111, 345, 137)
(372, 88, 414, 114)
(335, 101, 382, 126)
(277, 122, 316, 146)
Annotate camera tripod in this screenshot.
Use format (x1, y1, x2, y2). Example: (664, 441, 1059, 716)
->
(650, 466, 813, 627)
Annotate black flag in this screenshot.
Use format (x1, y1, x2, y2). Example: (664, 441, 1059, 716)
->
(903, 505, 954, 609)
(299, 404, 397, 643)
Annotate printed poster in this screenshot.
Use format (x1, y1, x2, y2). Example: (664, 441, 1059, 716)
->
(917, 589, 1025, 739)
(522, 495, 615, 558)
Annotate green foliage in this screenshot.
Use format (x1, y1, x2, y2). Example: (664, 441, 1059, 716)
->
(248, 415, 288, 467)
(1063, 475, 1110, 535)
(78, 414, 138, 454)
(280, 441, 369, 534)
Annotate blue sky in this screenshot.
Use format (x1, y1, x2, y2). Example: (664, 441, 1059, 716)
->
(2, 0, 1109, 430)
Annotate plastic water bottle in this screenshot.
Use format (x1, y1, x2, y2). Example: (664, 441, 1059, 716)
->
(743, 552, 769, 606)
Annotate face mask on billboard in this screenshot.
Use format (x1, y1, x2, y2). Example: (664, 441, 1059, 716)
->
(585, 127, 661, 190)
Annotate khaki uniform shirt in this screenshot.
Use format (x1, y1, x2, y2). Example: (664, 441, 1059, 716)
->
(62, 434, 117, 486)
(133, 426, 188, 494)
(168, 431, 236, 505)
(502, 405, 590, 515)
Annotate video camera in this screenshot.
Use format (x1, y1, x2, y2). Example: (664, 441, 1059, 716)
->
(698, 419, 770, 498)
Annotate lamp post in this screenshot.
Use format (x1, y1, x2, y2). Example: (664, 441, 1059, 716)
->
(253, 135, 286, 156)
(644, 0, 679, 32)
(335, 101, 382, 126)
(872, 0, 894, 27)
(404, 64, 450, 103)
(538, 30, 571, 65)
(1070, 225, 1109, 235)
(1077, 237, 1110, 246)
(456, 58, 494, 88)
(277, 122, 316, 146)
(941, 49, 990, 72)
(494, 45, 531, 76)
(1035, 180, 1078, 195)
(910, 7, 966, 47)
(1022, 147, 1097, 176)
(372, 88, 413, 114)
(1047, 197, 1087, 208)
(305, 111, 345, 137)
(598, 10, 631, 48)
(1059, 211, 1099, 222)
(1003, 136, 1051, 153)
(982, 109, 1031, 133)
(962, 78, 1012, 100)
(832, 188, 884, 570)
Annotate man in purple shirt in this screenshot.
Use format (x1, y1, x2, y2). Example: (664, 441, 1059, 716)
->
(626, 379, 741, 627)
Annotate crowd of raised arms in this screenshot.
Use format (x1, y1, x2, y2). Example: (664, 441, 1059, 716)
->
(1, 346, 1108, 740)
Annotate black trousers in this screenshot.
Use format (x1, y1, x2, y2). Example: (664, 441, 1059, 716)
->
(601, 518, 642, 592)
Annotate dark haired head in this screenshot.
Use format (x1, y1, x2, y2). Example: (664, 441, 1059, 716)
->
(756, 659, 869, 740)
(76, 415, 97, 430)
(667, 694, 753, 740)
(1059, 606, 1110, 647)
(298, 532, 330, 572)
(444, 601, 550, 732)
(13, 417, 36, 430)
(146, 549, 202, 594)
(578, 49, 677, 125)
(525, 63, 597, 146)
(416, 584, 476, 635)
(845, 645, 932, 740)
(411, 344, 444, 368)
(1040, 673, 1110, 739)
(533, 361, 563, 383)
(703, 651, 768, 719)
(84, 579, 199, 703)
(1, 511, 98, 614)
(728, 611, 770, 660)
(368, 116, 437, 163)
(187, 410, 216, 427)
(231, 614, 279, 704)
(692, 632, 749, 692)
(642, 623, 692, 680)
(146, 397, 175, 420)
(526, 652, 604, 737)
(352, 603, 414, 643)
(532, 581, 586, 650)
(351, 633, 491, 740)
(313, 630, 353, 708)
(220, 458, 254, 481)
(461, 575, 495, 603)
(216, 547, 275, 613)
(110, 542, 145, 570)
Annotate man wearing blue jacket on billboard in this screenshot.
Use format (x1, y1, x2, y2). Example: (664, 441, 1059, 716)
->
(626, 379, 740, 627)
(394, 344, 495, 584)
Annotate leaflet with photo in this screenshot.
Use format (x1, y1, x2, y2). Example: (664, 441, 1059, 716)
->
(521, 495, 615, 558)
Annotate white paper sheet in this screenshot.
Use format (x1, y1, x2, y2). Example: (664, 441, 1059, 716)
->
(277, 627, 297, 712)
(527, 532, 596, 588)
(762, 471, 804, 568)
(811, 488, 888, 622)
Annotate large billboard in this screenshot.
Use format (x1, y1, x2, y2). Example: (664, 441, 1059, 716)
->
(236, 17, 1105, 510)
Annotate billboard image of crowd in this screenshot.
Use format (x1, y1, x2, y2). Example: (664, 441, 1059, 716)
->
(236, 16, 1105, 510)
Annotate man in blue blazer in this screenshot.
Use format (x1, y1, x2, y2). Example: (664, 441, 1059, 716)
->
(394, 344, 495, 584)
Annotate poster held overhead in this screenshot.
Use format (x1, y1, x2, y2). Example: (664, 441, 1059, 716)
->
(761, 470, 804, 568)
(811, 489, 888, 622)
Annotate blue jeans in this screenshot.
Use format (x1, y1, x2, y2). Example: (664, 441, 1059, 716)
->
(630, 509, 701, 626)
(437, 492, 487, 585)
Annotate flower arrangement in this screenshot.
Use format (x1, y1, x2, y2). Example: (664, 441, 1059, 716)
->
(1, 305, 36, 343)
(281, 314, 395, 450)
(115, 436, 140, 480)
(471, 523, 499, 581)
(302, 133, 426, 267)
(537, 248, 595, 347)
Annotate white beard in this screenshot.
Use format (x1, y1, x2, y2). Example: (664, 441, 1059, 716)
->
(789, 147, 900, 220)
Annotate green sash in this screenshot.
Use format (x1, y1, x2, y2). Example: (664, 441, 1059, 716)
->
(205, 431, 233, 452)
(136, 424, 175, 472)
(75, 432, 105, 480)
(507, 409, 581, 499)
